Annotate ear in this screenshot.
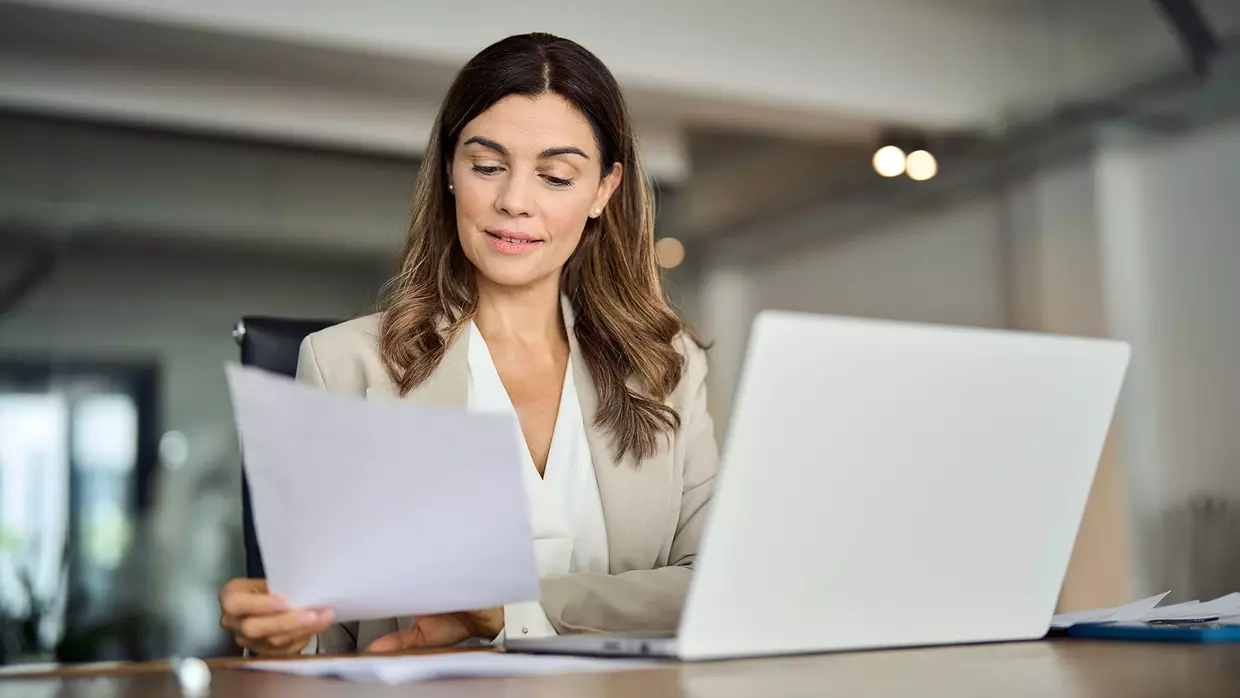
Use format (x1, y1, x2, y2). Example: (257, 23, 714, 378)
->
(590, 163, 623, 217)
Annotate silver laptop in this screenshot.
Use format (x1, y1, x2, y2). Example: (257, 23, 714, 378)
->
(506, 310, 1130, 661)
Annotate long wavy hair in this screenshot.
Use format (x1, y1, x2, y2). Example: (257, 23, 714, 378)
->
(378, 32, 693, 463)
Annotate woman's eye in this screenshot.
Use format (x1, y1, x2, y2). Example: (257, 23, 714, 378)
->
(543, 175, 573, 188)
(471, 165, 503, 175)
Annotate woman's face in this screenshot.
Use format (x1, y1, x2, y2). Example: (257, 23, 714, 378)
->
(449, 93, 621, 290)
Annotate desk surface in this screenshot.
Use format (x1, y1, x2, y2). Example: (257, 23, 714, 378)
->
(3, 640, 1239, 697)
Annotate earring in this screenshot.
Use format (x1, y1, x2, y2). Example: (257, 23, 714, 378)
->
(448, 183, 454, 193)
(592, 209, 601, 217)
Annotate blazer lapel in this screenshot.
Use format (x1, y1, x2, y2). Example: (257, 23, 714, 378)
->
(363, 325, 469, 634)
(563, 296, 676, 573)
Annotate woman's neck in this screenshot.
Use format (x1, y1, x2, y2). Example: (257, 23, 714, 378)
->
(473, 274, 565, 347)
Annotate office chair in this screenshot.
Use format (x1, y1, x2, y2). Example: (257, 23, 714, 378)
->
(234, 316, 339, 579)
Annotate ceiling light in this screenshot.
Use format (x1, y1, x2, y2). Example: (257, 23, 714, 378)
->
(872, 145, 906, 178)
(906, 149, 938, 181)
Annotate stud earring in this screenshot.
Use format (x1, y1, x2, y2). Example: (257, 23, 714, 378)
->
(448, 183, 454, 193)
(592, 208, 601, 217)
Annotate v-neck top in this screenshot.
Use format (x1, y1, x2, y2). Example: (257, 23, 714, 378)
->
(466, 321, 609, 639)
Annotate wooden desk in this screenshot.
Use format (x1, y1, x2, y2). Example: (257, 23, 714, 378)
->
(2, 640, 1238, 697)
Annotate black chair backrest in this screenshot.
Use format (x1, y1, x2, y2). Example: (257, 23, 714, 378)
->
(235, 316, 339, 579)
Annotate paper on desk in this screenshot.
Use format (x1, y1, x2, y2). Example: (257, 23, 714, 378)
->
(1141, 592, 1240, 621)
(1137, 599, 1200, 617)
(225, 363, 540, 622)
(1049, 591, 1170, 629)
(246, 652, 658, 684)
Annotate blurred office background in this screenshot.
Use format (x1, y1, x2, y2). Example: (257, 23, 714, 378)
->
(1, 0, 1238, 664)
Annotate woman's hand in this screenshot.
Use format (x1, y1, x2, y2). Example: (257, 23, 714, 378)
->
(366, 608, 504, 652)
(218, 578, 336, 656)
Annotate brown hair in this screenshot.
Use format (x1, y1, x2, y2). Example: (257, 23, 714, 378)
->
(378, 32, 694, 463)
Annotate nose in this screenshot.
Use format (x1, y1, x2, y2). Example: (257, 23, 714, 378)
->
(494, 173, 534, 218)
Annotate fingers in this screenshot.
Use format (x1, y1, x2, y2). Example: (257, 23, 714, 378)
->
(219, 584, 289, 618)
(230, 610, 334, 657)
(365, 614, 476, 653)
(265, 614, 337, 651)
(218, 577, 335, 657)
(236, 609, 334, 639)
(366, 628, 423, 653)
(219, 577, 268, 603)
(235, 633, 310, 656)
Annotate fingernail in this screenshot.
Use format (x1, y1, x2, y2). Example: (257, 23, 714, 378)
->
(271, 597, 289, 611)
(298, 611, 320, 626)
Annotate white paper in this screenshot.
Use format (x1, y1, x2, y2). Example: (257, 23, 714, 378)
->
(225, 363, 540, 622)
(1142, 592, 1240, 621)
(1049, 591, 1170, 629)
(246, 652, 658, 684)
(1137, 599, 1200, 619)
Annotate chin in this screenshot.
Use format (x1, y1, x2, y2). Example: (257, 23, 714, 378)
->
(473, 259, 554, 289)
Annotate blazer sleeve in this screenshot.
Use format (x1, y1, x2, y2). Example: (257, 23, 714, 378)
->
(537, 339, 719, 634)
(294, 334, 365, 654)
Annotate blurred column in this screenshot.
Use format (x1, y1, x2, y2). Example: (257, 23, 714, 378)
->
(1095, 119, 1240, 601)
(698, 264, 758, 442)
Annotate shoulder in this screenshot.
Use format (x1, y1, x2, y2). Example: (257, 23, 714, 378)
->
(297, 313, 389, 394)
(670, 330, 710, 404)
(303, 313, 382, 358)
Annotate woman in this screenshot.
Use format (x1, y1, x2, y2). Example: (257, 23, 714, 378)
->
(219, 32, 718, 656)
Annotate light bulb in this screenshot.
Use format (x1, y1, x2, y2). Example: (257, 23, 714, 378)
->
(655, 237, 685, 269)
(872, 145, 906, 177)
(906, 149, 938, 181)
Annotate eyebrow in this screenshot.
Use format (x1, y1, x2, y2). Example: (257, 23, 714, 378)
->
(462, 136, 589, 160)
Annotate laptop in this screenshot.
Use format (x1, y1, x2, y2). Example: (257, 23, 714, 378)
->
(506, 310, 1131, 661)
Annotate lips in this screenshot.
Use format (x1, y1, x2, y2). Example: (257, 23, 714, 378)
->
(485, 230, 544, 254)
(487, 231, 539, 244)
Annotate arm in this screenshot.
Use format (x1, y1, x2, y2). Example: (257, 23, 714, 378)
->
(1056, 434, 1133, 612)
(539, 340, 718, 635)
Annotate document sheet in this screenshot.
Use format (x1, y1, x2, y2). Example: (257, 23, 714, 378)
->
(225, 363, 540, 622)
(246, 651, 658, 684)
(1049, 591, 1170, 629)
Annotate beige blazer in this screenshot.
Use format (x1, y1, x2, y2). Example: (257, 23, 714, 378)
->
(293, 299, 719, 653)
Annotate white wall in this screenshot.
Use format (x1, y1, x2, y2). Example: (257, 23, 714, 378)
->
(0, 241, 386, 654)
(758, 201, 1007, 326)
(1004, 159, 1105, 336)
(1097, 119, 1240, 599)
(691, 196, 1010, 435)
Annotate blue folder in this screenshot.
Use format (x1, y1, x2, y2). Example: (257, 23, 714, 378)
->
(1066, 621, 1240, 643)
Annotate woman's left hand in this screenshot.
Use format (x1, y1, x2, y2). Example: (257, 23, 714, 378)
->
(366, 608, 505, 652)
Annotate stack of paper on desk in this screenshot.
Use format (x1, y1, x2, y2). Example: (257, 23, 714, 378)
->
(246, 652, 658, 684)
(1140, 592, 1240, 622)
(1049, 591, 1171, 629)
(1051, 591, 1240, 629)
(224, 363, 541, 622)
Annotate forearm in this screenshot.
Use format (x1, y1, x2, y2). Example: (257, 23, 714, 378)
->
(538, 565, 692, 635)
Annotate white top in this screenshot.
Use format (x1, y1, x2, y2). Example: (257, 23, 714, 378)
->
(466, 321, 609, 640)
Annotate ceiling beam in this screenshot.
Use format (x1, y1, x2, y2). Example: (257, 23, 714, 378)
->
(0, 49, 691, 182)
